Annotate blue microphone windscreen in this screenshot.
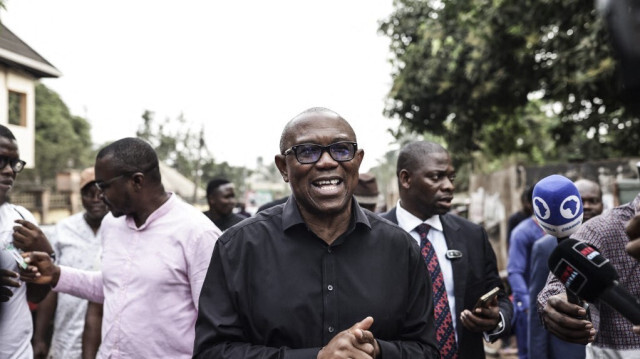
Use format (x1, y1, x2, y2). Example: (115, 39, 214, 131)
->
(532, 175, 584, 238)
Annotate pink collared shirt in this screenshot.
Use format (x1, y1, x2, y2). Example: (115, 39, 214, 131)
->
(56, 194, 221, 358)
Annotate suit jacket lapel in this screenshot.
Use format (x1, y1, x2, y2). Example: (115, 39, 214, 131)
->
(440, 214, 468, 341)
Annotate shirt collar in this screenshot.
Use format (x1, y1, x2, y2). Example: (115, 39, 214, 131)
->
(125, 192, 175, 230)
(282, 195, 371, 232)
(396, 200, 443, 233)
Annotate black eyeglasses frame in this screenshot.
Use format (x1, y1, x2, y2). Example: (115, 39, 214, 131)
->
(283, 141, 358, 164)
(94, 163, 159, 191)
(0, 155, 27, 173)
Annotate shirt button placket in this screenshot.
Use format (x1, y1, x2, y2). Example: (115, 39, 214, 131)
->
(323, 244, 337, 342)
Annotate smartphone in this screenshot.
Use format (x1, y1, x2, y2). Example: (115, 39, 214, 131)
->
(473, 286, 500, 310)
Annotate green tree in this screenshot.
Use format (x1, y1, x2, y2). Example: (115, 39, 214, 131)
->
(380, 0, 640, 167)
(136, 111, 251, 201)
(22, 83, 94, 185)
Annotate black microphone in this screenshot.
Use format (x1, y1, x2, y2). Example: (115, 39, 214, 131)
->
(548, 238, 640, 325)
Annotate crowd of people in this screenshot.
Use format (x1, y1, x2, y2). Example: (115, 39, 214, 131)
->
(1, 106, 640, 359)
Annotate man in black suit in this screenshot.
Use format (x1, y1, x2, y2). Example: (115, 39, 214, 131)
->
(382, 140, 513, 359)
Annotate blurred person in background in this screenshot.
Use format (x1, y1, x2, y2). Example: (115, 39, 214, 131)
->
(507, 186, 534, 249)
(353, 172, 380, 212)
(32, 167, 109, 359)
(234, 202, 251, 218)
(508, 185, 546, 359)
(203, 178, 245, 231)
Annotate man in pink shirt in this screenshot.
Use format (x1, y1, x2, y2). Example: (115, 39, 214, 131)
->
(22, 138, 221, 358)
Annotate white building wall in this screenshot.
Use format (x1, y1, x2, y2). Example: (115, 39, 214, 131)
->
(0, 64, 36, 168)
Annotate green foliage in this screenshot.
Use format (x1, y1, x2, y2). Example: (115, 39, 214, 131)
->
(136, 111, 251, 199)
(380, 0, 640, 169)
(21, 83, 94, 185)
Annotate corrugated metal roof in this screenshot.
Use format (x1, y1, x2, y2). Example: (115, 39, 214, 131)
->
(0, 22, 61, 78)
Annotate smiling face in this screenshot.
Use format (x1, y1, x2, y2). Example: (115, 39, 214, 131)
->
(81, 184, 109, 221)
(209, 184, 236, 217)
(275, 110, 364, 219)
(399, 149, 456, 220)
(575, 179, 603, 222)
(0, 137, 20, 205)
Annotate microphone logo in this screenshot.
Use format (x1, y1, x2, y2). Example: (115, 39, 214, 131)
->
(573, 241, 608, 268)
(560, 195, 581, 219)
(553, 259, 587, 293)
(533, 197, 551, 220)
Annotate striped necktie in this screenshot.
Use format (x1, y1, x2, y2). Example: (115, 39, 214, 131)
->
(416, 223, 458, 359)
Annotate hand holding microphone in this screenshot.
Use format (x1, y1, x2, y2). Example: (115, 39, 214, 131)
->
(540, 292, 596, 344)
(545, 238, 640, 343)
(624, 207, 640, 261)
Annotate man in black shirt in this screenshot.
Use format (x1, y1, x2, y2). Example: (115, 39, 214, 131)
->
(203, 178, 245, 231)
(194, 107, 439, 358)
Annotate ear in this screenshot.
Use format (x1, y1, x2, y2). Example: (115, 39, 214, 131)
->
(131, 172, 145, 191)
(274, 154, 289, 183)
(398, 169, 411, 190)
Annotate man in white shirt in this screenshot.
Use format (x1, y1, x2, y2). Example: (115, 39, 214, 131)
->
(32, 167, 108, 359)
(0, 124, 53, 359)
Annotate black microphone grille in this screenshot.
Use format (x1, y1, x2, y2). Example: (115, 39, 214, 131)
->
(548, 238, 618, 301)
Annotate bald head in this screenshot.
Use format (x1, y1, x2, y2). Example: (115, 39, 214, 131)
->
(279, 107, 355, 154)
(574, 179, 603, 222)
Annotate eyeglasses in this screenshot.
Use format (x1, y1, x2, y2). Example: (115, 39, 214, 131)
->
(283, 141, 358, 164)
(94, 163, 159, 191)
(0, 156, 26, 173)
(94, 174, 126, 191)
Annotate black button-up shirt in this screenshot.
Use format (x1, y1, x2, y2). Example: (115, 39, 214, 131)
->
(194, 197, 439, 358)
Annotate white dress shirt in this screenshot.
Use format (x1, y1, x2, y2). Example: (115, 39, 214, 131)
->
(395, 201, 458, 336)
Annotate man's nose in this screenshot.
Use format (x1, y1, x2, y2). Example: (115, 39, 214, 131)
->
(315, 150, 338, 168)
(0, 162, 14, 175)
(442, 177, 455, 191)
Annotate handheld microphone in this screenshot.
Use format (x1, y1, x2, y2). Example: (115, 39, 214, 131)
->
(532, 175, 583, 239)
(548, 238, 640, 325)
(533, 175, 586, 305)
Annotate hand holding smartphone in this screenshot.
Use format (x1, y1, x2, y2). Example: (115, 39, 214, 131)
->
(473, 286, 500, 310)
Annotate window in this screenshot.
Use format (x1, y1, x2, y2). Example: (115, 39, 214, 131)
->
(8, 90, 27, 126)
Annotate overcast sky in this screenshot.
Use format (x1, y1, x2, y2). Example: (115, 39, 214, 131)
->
(2, 1, 399, 171)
